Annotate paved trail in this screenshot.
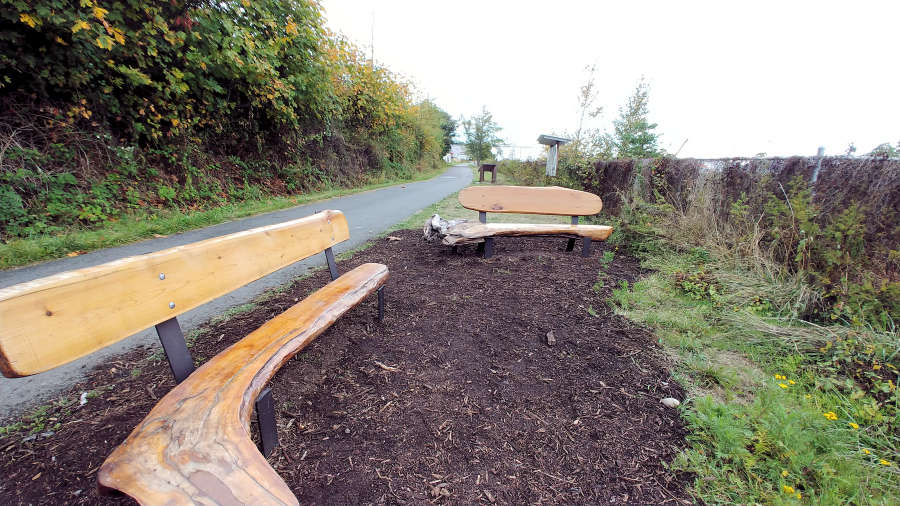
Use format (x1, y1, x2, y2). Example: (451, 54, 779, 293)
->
(0, 164, 472, 418)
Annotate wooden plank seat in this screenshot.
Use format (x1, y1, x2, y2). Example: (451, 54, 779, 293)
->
(457, 185, 613, 257)
(98, 262, 388, 504)
(0, 209, 387, 504)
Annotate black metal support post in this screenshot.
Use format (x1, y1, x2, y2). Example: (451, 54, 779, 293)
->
(377, 287, 385, 322)
(478, 211, 494, 258)
(256, 387, 278, 458)
(566, 216, 578, 252)
(582, 237, 592, 257)
(324, 247, 339, 281)
(154, 317, 194, 383)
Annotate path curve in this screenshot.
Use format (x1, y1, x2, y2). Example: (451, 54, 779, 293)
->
(0, 164, 472, 418)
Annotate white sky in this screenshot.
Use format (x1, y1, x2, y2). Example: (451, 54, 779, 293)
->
(319, 0, 900, 158)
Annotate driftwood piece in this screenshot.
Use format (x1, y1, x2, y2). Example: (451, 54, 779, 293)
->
(423, 215, 613, 246)
(98, 263, 389, 505)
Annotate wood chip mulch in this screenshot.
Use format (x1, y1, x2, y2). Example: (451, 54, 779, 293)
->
(0, 229, 694, 504)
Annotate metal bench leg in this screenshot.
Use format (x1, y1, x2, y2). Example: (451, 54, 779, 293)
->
(256, 387, 278, 458)
(566, 216, 578, 252)
(582, 237, 592, 257)
(155, 317, 194, 384)
(324, 247, 339, 281)
(478, 211, 494, 258)
(377, 287, 385, 322)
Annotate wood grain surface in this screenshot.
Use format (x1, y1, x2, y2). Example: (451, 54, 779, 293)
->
(98, 262, 389, 505)
(0, 210, 349, 377)
(426, 220, 613, 245)
(458, 186, 603, 216)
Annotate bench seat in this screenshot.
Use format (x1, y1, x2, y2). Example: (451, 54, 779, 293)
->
(455, 185, 612, 257)
(98, 262, 389, 505)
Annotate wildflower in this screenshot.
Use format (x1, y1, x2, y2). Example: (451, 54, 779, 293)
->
(779, 383, 789, 389)
(804, 394, 811, 399)
(788, 380, 796, 385)
(783, 485, 795, 494)
(796, 492, 802, 499)
(881, 459, 892, 466)
(862, 448, 871, 455)
(823, 411, 838, 420)
(781, 470, 789, 477)
(775, 374, 785, 380)
(849, 422, 859, 430)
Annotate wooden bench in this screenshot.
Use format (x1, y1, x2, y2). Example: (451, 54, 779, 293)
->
(0, 210, 388, 505)
(456, 185, 613, 257)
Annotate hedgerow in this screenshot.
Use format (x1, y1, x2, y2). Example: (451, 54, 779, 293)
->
(0, 1, 455, 241)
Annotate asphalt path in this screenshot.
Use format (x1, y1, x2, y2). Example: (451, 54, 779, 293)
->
(0, 163, 472, 418)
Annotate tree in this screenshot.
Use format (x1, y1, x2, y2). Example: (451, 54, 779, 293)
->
(868, 142, 900, 159)
(612, 78, 664, 158)
(462, 107, 502, 166)
(438, 110, 457, 157)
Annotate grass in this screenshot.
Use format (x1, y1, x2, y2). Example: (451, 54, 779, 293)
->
(0, 163, 455, 270)
(607, 238, 900, 504)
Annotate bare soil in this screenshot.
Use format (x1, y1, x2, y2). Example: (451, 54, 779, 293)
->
(0, 230, 693, 504)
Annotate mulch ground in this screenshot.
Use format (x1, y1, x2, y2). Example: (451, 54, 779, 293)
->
(0, 229, 694, 504)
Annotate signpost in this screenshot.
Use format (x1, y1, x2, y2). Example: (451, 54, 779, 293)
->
(537, 134, 571, 177)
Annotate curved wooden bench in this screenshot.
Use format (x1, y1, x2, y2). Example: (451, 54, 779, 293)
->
(98, 262, 388, 504)
(456, 185, 612, 257)
(0, 209, 387, 504)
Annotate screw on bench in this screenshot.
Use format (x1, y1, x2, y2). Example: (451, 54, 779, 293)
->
(256, 387, 278, 458)
(566, 216, 578, 252)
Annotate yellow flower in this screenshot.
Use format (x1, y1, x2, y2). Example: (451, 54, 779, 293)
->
(72, 20, 90, 33)
(19, 13, 38, 28)
(823, 411, 838, 420)
(783, 485, 795, 494)
(849, 422, 859, 430)
(805, 394, 811, 399)
(880, 459, 892, 466)
(286, 20, 298, 35)
(873, 363, 881, 370)
(779, 383, 789, 389)
(796, 492, 802, 499)
(781, 470, 789, 477)
(789, 380, 796, 385)
(862, 448, 871, 455)
(92, 6, 108, 20)
(775, 374, 785, 380)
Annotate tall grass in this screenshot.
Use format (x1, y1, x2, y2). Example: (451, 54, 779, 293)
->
(606, 176, 900, 504)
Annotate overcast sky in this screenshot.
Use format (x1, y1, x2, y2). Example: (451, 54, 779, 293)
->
(319, 0, 899, 158)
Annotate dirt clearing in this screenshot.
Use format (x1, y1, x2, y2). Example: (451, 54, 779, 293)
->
(0, 229, 693, 504)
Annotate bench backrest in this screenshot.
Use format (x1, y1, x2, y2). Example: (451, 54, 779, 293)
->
(0, 210, 349, 378)
(458, 185, 603, 216)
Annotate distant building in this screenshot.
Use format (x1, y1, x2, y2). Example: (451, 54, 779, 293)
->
(444, 143, 468, 162)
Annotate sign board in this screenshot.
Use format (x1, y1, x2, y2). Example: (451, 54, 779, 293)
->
(537, 134, 571, 177)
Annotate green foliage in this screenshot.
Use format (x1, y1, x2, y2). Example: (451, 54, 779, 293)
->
(611, 78, 665, 159)
(0, 0, 452, 244)
(609, 244, 900, 504)
(462, 106, 502, 166)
